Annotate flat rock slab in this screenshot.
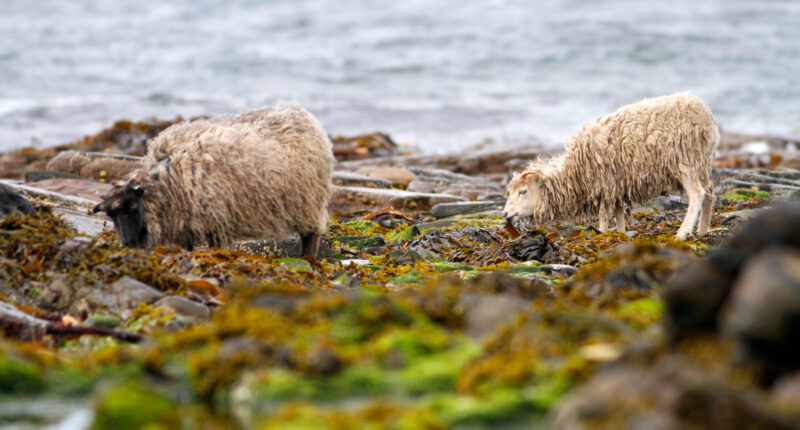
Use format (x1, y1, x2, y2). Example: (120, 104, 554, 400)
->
(0, 179, 102, 209)
(407, 180, 503, 200)
(431, 200, 505, 219)
(154, 295, 211, 320)
(713, 168, 800, 187)
(53, 207, 110, 236)
(407, 166, 498, 185)
(24, 170, 84, 182)
(333, 171, 393, 188)
(355, 166, 418, 187)
(716, 179, 800, 196)
(25, 178, 112, 203)
(330, 185, 464, 215)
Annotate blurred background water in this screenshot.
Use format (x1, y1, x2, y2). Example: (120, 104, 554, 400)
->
(0, 0, 798, 153)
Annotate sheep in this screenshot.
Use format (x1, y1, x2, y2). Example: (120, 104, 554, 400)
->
(93, 106, 334, 257)
(502, 92, 719, 240)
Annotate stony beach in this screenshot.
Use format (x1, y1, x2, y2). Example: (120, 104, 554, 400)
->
(1, 119, 800, 429)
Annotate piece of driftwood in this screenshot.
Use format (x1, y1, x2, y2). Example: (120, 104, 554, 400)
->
(0, 301, 142, 343)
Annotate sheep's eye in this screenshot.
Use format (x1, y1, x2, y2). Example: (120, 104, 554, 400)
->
(518, 189, 527, 197)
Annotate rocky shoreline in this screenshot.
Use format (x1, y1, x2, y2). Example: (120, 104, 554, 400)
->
(1, 119, 800, 429)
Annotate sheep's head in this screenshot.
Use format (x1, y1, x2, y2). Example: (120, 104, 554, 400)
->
(503, 169, 546, 229)
(93, 181, 147, 247)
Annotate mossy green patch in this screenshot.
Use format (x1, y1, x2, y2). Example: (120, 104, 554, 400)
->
(85, 314, 122, 329)
(430, 388, 542, 427)
(255, 368, 328, 401)
(48, 366, 95, 396)
(615, 297, 664, 328)
(277, 258, 314, 273)
(431, 262, 474, 272)
(618, 297, 663, 319)
(723, 188, 771, 201)
(387, 225, 418, 242)
(508, 261, 543, 274)
(397, 340, 481, 395)
(0, 355, 45, 394)
(91, 382, 179, 430)
(345, 220, 379, 233)
(390, 270, 424, 284)
(257, 401, 444, 430)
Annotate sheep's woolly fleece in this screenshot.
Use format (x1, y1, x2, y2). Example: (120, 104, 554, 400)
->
(504, 92, 718, 238)
(126, 105, 333, 249)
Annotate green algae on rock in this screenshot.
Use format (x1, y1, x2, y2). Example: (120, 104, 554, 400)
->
(91, 382, 180, 430)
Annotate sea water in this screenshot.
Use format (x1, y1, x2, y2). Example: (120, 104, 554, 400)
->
(0, 0, 798, 153)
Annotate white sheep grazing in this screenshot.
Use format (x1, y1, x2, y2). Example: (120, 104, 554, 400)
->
(94, 106, 333, 256)
(503, 92, 719, 240)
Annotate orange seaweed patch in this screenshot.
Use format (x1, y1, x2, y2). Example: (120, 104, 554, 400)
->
(504, 221, 521, 238)
(187, 279, 220, 297)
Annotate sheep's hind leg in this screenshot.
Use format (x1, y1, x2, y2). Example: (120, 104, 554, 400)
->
(300, 232, 320, 258)
(676, 179, 703, 241)
(697, 185, 714, 236)
(614, 203, 625, 233)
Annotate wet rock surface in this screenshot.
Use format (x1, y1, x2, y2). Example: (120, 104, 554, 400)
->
(665, 203, 800, 341)
(19, 177, 113, 203)
(332, 171, 393, 188)
(24, 170, 84, 182)
(726, 246, 800, 381)
(431, 200, 505, 218)
(0, 183, 33, 216)
(554, 357, 799, 430)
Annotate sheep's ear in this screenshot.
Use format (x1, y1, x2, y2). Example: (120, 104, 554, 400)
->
(519, 171, 541, 182)
(93, 202, 104, 214)
(535, 181, 543, 188)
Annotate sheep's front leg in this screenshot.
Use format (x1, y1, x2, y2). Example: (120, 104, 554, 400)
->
(614, 203, 625, 233)
(676, 180, 703, 240)
(598, 202, 610, 233)
(300, 232, 320, 258)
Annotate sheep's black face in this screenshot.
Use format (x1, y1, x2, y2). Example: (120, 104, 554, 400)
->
(93, 184, 147, 247)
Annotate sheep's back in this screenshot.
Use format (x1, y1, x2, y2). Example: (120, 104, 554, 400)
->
(562, 93, 717, 206)
(142, 107, 333, 246)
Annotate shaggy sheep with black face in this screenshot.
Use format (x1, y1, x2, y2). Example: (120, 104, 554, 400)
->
(503, 92, 718, 240)
(94, 106, 333, 256)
